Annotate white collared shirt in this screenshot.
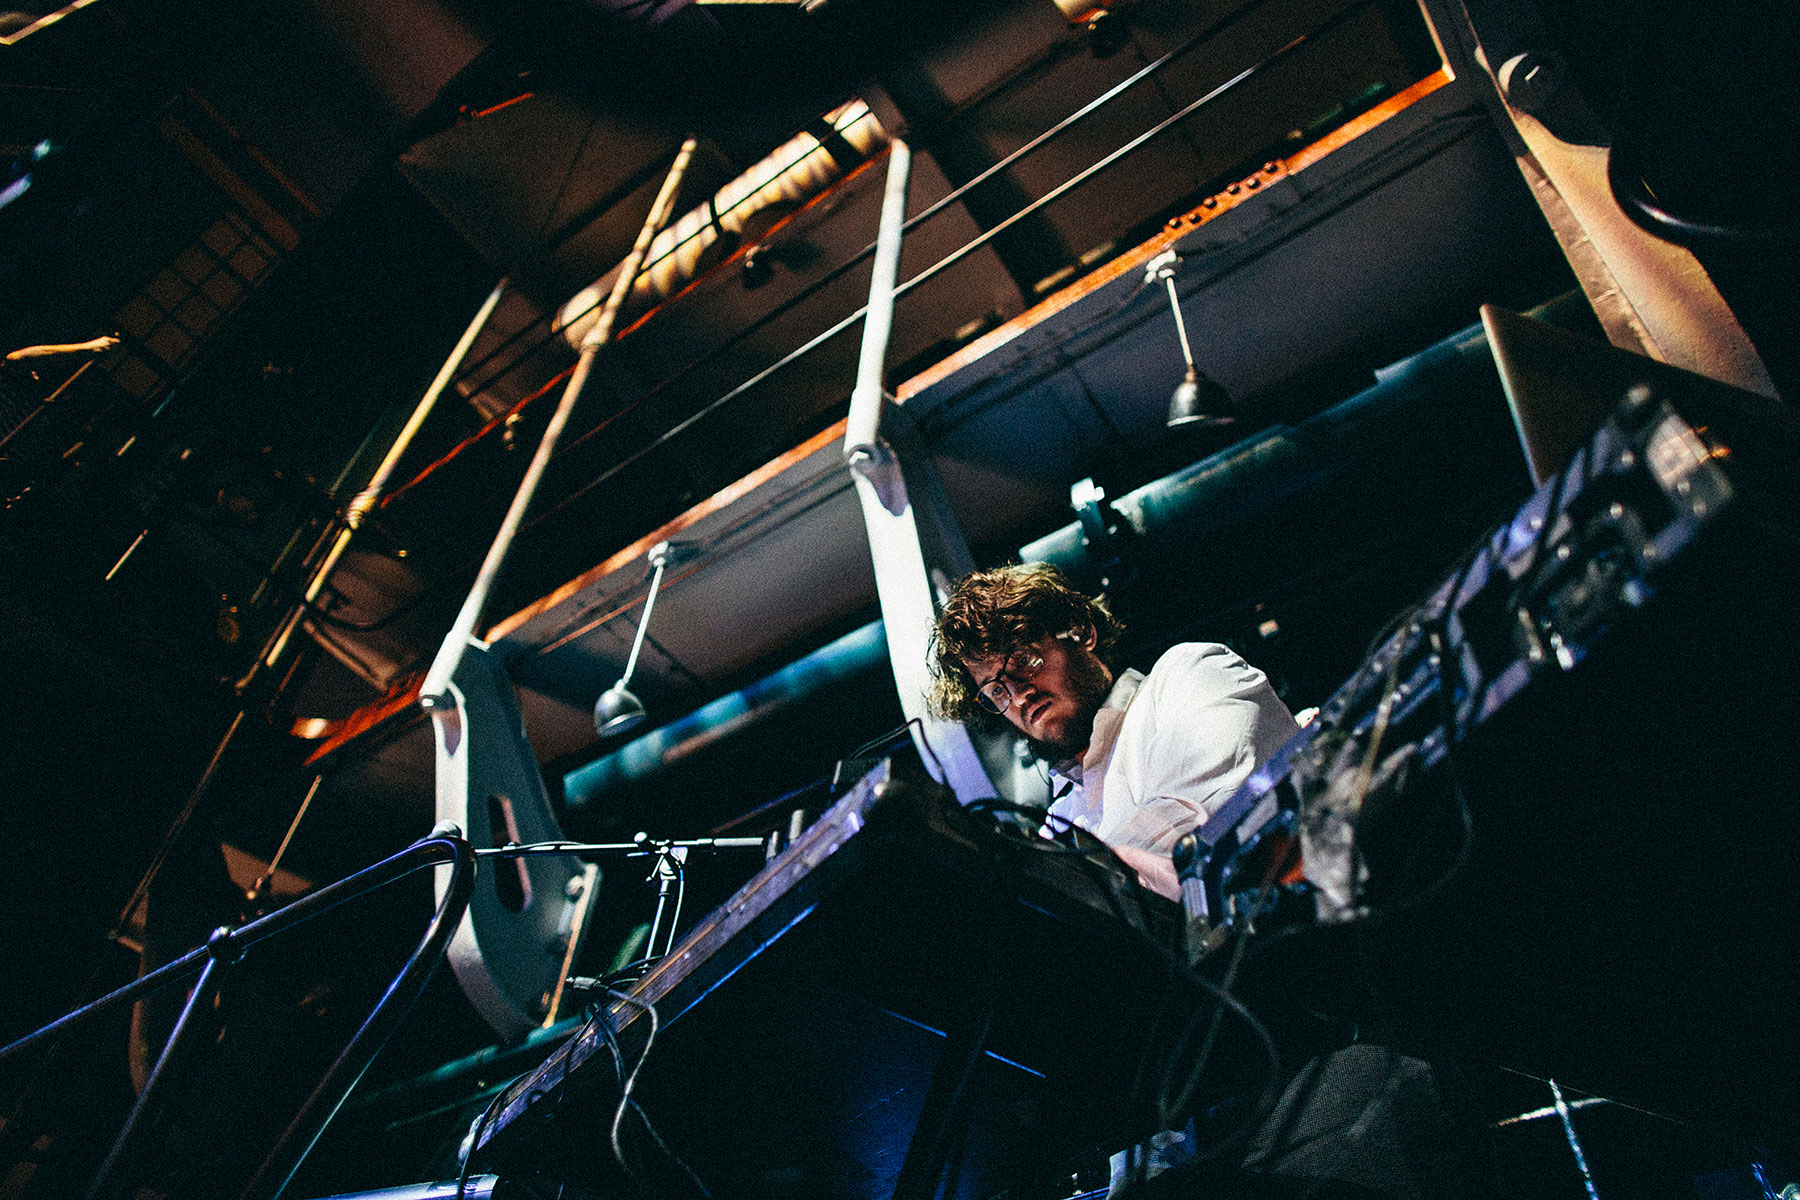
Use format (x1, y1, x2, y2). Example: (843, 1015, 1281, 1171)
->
(1047, 642, 1299, 855)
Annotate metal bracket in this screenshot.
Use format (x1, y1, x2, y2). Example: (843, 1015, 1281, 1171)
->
(1069, 477, 1134, 592)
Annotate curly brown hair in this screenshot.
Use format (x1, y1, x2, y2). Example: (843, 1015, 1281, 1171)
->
(928, 562, 1124, 722)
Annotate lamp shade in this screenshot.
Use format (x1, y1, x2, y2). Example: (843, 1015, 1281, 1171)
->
(1167, 366, 1233, 428)
(593, 682, 647, 737)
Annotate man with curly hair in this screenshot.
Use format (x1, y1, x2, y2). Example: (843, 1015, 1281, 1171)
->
(932, 565, 1475, 1199)
(929, 562, 1298, 899)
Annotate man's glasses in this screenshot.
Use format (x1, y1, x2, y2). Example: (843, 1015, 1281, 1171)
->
(974, 648, 1046, 715)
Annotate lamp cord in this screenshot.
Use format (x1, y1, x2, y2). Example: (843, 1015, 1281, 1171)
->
(1162, 272, 1198, 373)
(617, 554, 667, 689)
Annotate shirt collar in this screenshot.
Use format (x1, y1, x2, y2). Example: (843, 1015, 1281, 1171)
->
(1052, 667, 1145, 783)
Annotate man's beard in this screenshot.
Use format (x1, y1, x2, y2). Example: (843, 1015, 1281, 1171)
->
(1024, 651, 1114, 763)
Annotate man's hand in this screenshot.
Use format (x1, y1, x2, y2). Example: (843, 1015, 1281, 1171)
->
(1110, 843, 1181, 901)
(5, 333, 120, 361)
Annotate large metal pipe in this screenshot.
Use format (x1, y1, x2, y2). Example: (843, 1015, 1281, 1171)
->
(559, 326, 1506, 810)
(563, 619, 888, 813)
(1020, 294, 1590, 581)
(556, 102, 887, 347)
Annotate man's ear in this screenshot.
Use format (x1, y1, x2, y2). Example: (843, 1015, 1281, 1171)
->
(1073, 622, 1098, 651)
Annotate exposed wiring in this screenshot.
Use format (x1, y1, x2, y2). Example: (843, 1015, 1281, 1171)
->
(1069, 361, 1127, 444)
(640, 628, 704, 687)
(960, 795, 1170, 961)
(551, 997, 618, 1119)
(1155, 951, 1284, 1169)
(1344, 647, 1403, 822)
(457, 1073, 517, 1199)
(1331, 480, 1529, 928)
(1388, 626, 1476, 915)
(537, 111, 604, 249)
(1150, 813, 1304, 1178)
(921, 274, 1155, 442)
(1159, 884, 1265, 1127)
(846, 721, 918, 764)
(962, 797, 1112, 858)
(955, 788, 1276, 1168)
(968, 787, 1284, 1177)
(597, 957, 662, 986)
(1312, 480, 1522, 931)
(601, 987, 713, 1199)
(593, 999, 627, 1088)
(906, 716, 949, 786)
(658, 858, 687, 961)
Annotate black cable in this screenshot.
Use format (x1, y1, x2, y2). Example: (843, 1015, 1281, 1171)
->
(953, 798, 1283, 1181)
(1069, 361, 1127, 443)
(846, 720, 917, 763)
(640, 628, 705, 688)
(966, 789, 1216, 1118)
(1138, 530, 1503, 1179)
(1324, 464, 1558, 928)
(906, 716, 949, 786)
(598, 988, 655, 1190)
(601, 987, 712, 1199)
(1159, 920, 1253, 1123)
(921, 274, 1155, 442)
(1340, 629, 1409, 833)
(1352, 624, 1475, 919)
(1159, 818, 1303, 1134)
(985, 798, 1153, 935)
(1151, 954, 1285, 1170)
(457, 1072, 516, 1200)
(623, 1097, 710, 1195)
(550, 997, 615, 1118)
(962, 797, 1109, 856)
(592, 999, 627, 1088)
(660, 858, 687, 960)
(962, 796, 1172, 961)
(1350, 482, 1528, 672)
(598, 956, 663, 983)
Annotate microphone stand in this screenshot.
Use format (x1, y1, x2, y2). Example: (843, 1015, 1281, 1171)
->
(630, 833, 765, 965)
(498, 836, 765, 978)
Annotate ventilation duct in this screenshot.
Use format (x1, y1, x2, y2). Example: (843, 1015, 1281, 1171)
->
(556, 99, 887, 346)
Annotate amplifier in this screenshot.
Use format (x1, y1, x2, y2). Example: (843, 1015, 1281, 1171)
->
(1174, 342, 1800, 1144)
